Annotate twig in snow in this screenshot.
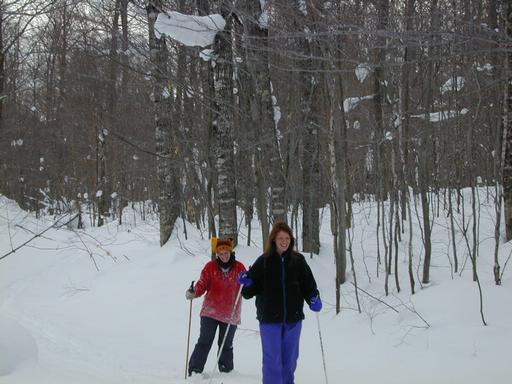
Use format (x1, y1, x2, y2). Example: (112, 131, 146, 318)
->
(71, 229, 100, 272)
(392, 294, 430, 328)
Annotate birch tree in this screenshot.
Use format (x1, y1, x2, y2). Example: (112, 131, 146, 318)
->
(147, 1, 179, 246)
(214, 2, 237, 243)
(196, 0, 217, 240)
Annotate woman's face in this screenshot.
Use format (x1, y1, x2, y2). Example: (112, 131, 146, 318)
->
(218, 250, 231, 263)
(275, 230, 291, 255)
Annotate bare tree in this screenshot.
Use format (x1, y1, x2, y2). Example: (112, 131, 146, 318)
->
(329, 38, 349, 307)
(214, 1, 237, 242)
(504, 0, 512, 241)
(147, 0, 179, 246)
(243, 0, 286, 227)
(299, 0, 321, 255)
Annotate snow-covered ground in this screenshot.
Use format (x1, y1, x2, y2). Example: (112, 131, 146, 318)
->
(1, 192, 511, 384)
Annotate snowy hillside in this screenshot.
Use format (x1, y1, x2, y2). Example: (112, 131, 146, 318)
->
(1, 192, 511, 384)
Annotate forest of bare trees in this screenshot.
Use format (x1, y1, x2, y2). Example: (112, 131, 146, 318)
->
(1, 1, 511, 305)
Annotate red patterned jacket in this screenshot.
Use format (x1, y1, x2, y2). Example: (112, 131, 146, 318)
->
(194, 258, 246, 324)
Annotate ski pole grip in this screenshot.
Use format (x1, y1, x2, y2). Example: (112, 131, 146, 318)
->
(189, 280, 195, 291)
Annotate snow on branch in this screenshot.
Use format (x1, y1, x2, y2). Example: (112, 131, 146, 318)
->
(411, 108, 469, 123)
(343, 95, 374, 113)
(155, 11, 225, 48)
(355, 63, 371, 83)
(440, 76, 465, 94)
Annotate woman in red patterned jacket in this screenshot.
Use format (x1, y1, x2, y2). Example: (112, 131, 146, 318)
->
(185, 238, 246, 376)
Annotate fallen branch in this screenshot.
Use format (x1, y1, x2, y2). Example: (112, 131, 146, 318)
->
(349, 282, 399, 313)
(0, 213, 79, 262)
(392, 294, 431, 328)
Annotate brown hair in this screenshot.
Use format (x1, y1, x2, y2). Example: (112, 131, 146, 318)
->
(264, 221, 295, 255)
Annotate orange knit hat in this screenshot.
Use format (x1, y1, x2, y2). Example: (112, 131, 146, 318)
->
(213, 237, 233, 253)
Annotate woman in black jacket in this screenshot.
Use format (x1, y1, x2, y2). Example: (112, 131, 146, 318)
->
(239, 221, 322, 384)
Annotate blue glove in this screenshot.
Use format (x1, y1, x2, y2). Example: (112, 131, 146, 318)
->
(238, 272, 253, 287)
(309, 295, 322, 312)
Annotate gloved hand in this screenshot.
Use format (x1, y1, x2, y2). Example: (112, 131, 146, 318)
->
(309, 295, 322, 312)
(185, 286, 195, 300)
(238, 272, 253, 287)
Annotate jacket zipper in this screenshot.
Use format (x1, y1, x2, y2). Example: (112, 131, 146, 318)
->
(281, 255, 287, 322)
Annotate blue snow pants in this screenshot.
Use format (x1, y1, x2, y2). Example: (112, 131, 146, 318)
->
(259, 321, 302, 384)
(188, 316, 237, 375)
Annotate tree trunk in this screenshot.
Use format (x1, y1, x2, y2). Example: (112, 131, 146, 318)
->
(302, 99, 321, 254)
(372, 0, 390, 201)
(0, 4, 4, 132)
(147, 1, 179, 246)
(98, 0, 121, 227)
(244, 0, 286, 224)
(503, 0, 512, 241)
(399, 0, 415, 293)
(421, 0, 440, 284)
(96, 124, 107, 227)
(300, 1, 321, 254)
(332, 76, 348, 288)
(197, 0, 217, 241)
(214, 5, 237, 243)
(326, 35, 349, 292)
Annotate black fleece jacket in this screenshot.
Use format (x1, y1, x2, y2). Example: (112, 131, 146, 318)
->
(241, 249, 319, 324)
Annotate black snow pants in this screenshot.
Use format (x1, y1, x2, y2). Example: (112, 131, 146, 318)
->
(188, 316, 237, 375)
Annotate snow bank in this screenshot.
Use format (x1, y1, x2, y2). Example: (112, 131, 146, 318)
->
(1, 190, 512, 383)
(0, 316, 38, 376)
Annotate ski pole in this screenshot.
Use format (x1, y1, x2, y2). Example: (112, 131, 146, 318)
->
(316, 312, 329, 384)
(185, 280, 194, 380)
(207, 283, 243, 384)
